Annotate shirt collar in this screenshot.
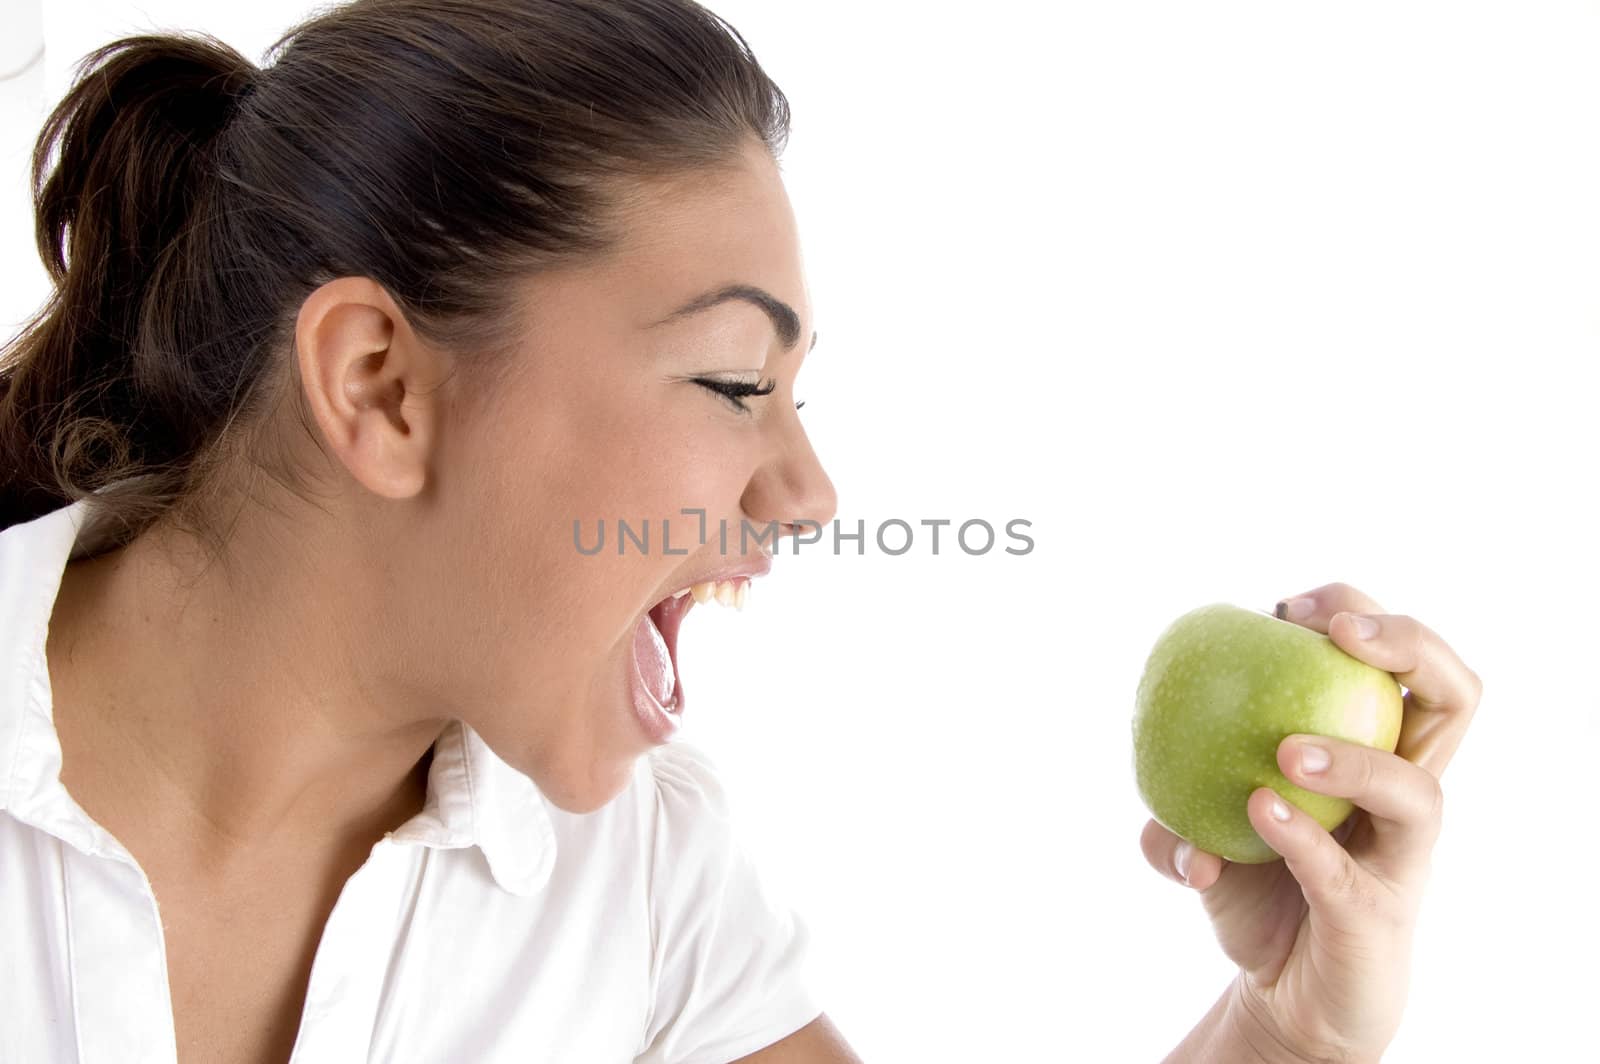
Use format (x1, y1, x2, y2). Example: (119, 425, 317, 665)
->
(389, 718, 557, 897)
(0, 494, 557, 898)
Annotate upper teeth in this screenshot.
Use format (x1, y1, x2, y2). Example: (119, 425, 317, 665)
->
(681, 578, 750, 611)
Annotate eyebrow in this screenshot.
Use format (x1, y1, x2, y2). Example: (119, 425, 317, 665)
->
(649, 283, 819, 354)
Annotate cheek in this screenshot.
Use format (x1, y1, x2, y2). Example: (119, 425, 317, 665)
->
(530, 381, 749, 533)
(429, 402, 628, 684)
(464, 363, 752, 654)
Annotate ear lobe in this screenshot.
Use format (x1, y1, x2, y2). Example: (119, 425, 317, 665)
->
(293, 276, 440, 500)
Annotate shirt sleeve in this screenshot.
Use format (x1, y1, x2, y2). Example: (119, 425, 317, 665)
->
(633, 740, 823, 1064)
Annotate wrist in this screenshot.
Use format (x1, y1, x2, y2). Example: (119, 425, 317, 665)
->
(1222, 974, 1301, 1064)
(1222, 974, 1381, 1064)
(1163, 975, 1281, 1064)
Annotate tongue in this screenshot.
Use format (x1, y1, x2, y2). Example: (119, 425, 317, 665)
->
(633, 611, 675, 706)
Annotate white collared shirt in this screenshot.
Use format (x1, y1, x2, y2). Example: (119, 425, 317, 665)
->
(0, 496, 820, 1063)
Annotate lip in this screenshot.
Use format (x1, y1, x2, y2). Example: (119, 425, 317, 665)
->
(626, 552, 772, 745)
(629, 622, 682, 744)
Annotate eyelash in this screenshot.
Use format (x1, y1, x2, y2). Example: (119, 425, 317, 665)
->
(693, 376, 778, 413)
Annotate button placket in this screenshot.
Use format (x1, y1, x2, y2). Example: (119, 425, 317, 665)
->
(64, 851, 178, 1064)
(286, 838, 411, 1064)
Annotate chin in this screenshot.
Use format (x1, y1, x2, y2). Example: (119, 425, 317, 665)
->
(537, 759, 639, 815)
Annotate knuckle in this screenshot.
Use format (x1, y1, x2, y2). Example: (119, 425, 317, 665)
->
(1322, 580, 1358, 604)
(1331, 856, 1378, 914)
(1403, 615, 1428, 656)
(1424, 777, 1446, 835)
(1353, 749, 1379, 795)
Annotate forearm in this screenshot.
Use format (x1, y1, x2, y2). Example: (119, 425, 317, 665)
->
(1162, 975, 1289, 1064)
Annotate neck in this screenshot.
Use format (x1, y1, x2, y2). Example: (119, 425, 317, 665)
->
(44, 513, 448, 878)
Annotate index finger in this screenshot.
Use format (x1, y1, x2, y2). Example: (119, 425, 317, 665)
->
(1325, 610, 1483, 780)
(1273, 581, 1386, 633)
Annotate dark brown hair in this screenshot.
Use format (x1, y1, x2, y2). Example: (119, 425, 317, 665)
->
(0, 0, 790, 554)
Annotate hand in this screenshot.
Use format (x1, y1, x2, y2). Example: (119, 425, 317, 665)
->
(1139, 582, 1481, 1063)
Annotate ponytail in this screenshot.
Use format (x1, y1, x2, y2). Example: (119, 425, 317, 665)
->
(0, 34, 255, 534)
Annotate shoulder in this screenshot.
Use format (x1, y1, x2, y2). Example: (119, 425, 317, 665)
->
(636, 739, 799, 942)
(639, 739, 740, 872)
(631, 741, 822, 1063)
(645, 739, 731, 818)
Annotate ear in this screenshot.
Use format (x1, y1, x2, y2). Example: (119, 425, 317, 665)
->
(293, 277, 450, 500)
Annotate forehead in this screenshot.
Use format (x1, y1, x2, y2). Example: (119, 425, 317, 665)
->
(499, 147, 811, 355)
(602, 152, 807, 322)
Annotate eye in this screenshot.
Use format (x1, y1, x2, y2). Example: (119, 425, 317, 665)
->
(693, 375, 777, 414)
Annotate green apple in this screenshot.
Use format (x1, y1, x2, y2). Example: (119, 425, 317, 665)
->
(1132, 603, 1404, 863)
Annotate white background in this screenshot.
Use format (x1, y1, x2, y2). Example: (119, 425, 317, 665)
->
(4, 1, 1597, 1061)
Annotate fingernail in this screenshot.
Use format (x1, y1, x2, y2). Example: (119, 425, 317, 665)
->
(1269, 797, 1292, 822)
(1174, 841, 1193, 884)
(1276, 597, 1315, 621)
(1348, 613, 1380, 640)
(1298, 742, 1330, 774)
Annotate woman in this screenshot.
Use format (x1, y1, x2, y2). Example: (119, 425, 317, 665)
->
(0, 1, 1479, 1061)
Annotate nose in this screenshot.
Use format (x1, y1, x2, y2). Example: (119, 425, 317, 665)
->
(740, 420, 837, 547)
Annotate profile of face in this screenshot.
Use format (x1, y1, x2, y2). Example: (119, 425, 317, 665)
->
(292, 138, 835, 814)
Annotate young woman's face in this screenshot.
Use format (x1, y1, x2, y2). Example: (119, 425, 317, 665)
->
(431, 140, 834, 812)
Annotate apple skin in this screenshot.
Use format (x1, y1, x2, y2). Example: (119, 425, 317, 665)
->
(1132, 603, 1404, 864)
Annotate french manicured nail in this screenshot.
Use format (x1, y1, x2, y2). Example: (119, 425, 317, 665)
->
(1276, 597, 1315, 621)
(1174, 841, 1193, 884)
(1269, 797, 1292, 822)
(1297, 742, 1330, 774)
(1348, 613, 1380, 640)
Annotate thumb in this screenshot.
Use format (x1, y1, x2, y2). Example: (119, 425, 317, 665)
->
(1244, 787, 1381, 925)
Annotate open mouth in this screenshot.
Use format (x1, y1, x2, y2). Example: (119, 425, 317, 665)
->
(633, 576, 757, 722)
